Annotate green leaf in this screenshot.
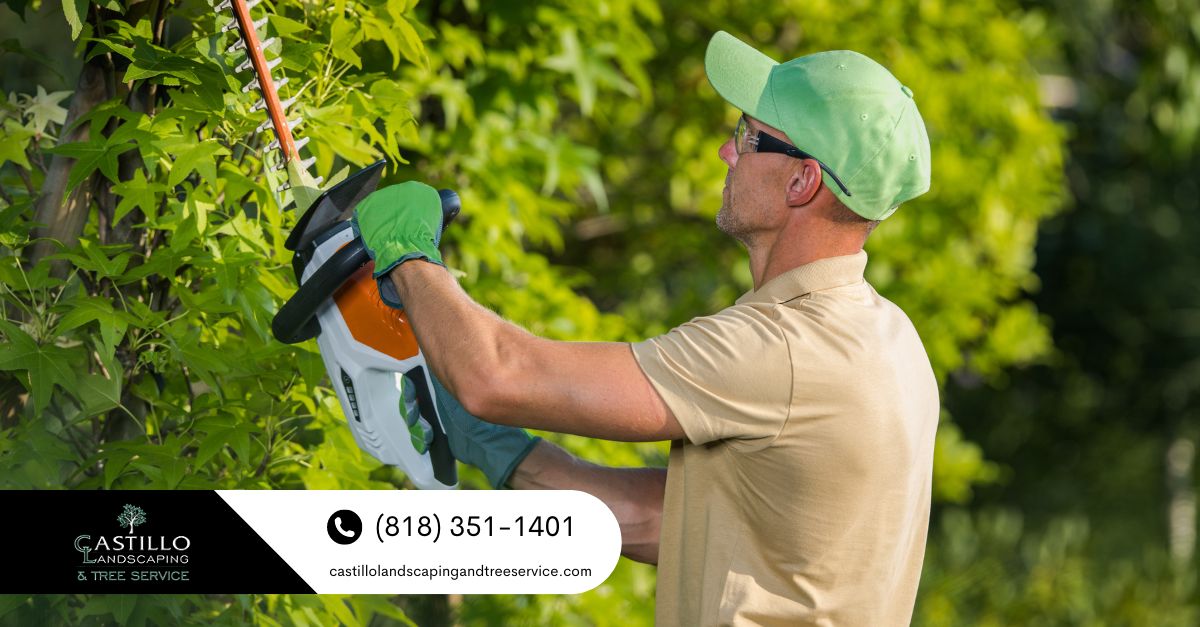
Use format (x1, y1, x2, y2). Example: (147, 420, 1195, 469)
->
(102, 448, 135, 488)
(231, 423, 254, 465)
(196, 429, 235, 466)
(80, 239, 133, 277)
(0, 118, 35, 168)
(0, 594, 27, 619)
(391, 15, 428, 69)
(111, 170, 168, 224)
(62, 0, 87, 40)
(168, 139, 228, 187)
(268, 14, 310, 38)
(78, 370, 122, 416)
(329, 17, 364, 68)
(47, 138, 136, 192)
(318, 598, 360, 627)
(0, 320, 79, 413)
(25, 85, 72, 134)
(163, 457, 186, 489)
(125, 41, 201, 84)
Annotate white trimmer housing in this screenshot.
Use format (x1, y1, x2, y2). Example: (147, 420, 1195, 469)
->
(302, 222, 457, 489)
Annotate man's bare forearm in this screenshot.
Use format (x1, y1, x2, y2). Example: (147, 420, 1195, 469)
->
(388, 261, 684, 441)
(509, 440, 665, 564)
(388, 260, 519, 390)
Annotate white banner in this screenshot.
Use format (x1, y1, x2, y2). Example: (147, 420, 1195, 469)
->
(216, 490, 622, 593)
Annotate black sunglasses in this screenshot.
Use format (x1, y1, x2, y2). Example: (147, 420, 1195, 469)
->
(735, 117, 852, 197)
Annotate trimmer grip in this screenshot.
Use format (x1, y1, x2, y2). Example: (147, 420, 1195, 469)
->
(273, 238, 369, 344)
(405, 366, 458, 486)
(272, 190, 462, 345)
(437, 188, 461, 232)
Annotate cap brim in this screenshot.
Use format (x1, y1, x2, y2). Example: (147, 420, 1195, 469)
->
(705, 31, 780, 126)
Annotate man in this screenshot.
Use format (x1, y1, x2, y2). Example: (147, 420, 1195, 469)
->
(353, 31, 938, 626)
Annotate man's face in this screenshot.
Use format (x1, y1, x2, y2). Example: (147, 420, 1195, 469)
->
(716, 115, 792, 243)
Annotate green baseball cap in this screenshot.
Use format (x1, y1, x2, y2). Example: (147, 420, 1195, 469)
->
(705, 31, 931, 220)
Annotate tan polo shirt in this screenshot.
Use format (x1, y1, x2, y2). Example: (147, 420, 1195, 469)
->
(632, 251, 939, 626)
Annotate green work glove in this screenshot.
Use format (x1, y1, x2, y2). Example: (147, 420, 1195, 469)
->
(430, 373, 541, 489)
(351, 181, 445, 308)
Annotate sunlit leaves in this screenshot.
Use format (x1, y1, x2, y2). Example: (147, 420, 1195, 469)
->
(0, 118, 35, 167)
(22, 85, 72, 136)
(62, 0, 87, 40)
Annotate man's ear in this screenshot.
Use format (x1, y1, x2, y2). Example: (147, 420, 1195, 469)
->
(784, 159, 823, 207)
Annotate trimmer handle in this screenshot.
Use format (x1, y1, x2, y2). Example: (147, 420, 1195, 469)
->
(271, 189, 460, 345)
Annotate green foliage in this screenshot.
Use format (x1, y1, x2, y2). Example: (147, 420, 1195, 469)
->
(938, 0, 1200, 619)
(917, 508, 1198, 626)
(0, 0, 430, 623)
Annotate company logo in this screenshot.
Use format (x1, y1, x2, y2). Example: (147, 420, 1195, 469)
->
(117, 504, 147, 534)
(73, 504, 192, 583)
(327, 510, 362, 545)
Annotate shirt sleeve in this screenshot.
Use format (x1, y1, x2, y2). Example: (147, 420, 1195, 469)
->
(631, 304, 792, 446)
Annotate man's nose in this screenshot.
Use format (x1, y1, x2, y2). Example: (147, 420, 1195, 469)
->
(719, 137, 738, 168)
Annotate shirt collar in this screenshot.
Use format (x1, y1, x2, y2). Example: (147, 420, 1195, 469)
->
(735, 251, 868, 305)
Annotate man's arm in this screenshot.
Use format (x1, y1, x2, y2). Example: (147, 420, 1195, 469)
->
(390, 260, 685, 442)
(509, 440, 666, 564)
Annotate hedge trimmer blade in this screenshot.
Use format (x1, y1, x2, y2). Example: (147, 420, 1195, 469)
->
(218, 0, 323, 212)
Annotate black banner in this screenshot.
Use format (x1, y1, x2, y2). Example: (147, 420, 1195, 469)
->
(0, 491, 313, 593)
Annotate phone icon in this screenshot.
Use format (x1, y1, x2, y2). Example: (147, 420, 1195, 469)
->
(326, 509, 362, 545)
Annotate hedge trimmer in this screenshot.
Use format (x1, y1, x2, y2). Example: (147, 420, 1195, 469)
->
(217, 0, 458, 489)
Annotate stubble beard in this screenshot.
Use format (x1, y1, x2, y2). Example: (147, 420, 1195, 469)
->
(716, 182, 751, 245)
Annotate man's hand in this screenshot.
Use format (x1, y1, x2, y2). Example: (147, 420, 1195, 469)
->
(352, 181, 445, 306)
(430, 373, 541, 489)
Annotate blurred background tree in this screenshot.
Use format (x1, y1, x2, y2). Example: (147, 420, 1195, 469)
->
(0, 0, 1194, 624)
(920, 0, 1200, 623)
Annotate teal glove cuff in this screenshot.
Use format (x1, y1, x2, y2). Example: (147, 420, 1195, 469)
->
(430, 374, 541, 489)
(352, 182, 446, 310)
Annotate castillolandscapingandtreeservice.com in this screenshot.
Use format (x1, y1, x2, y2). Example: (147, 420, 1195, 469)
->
(329, 564, 594, 580)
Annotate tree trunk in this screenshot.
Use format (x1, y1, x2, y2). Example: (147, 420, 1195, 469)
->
(28, 58, 110, 274)
(1166, 434, 1196, 568)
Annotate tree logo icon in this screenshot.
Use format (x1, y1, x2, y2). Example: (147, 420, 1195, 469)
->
(117, 504, 147, 534)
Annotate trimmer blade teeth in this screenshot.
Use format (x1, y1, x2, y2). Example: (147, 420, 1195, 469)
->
(260, 37, 278, 50)
(251, 99, 268, 113)
(256, 118, 273, 133)
(227, 38, 247, 54)
(253, 16, 268, 30)
(215, 0, 232, 11)
(266, 57, 282, 71)
(312, 176, 324, 186)
(242, 77, 260, 93)
(298, 156, 316, 171)
(267, 132, 306, 153)
(221, 19, 240, 32)
(236, 57, 254, 72)
(287, 117, 303, 131)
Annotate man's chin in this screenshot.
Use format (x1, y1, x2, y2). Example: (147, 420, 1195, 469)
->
(715, 206, 737, 237)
